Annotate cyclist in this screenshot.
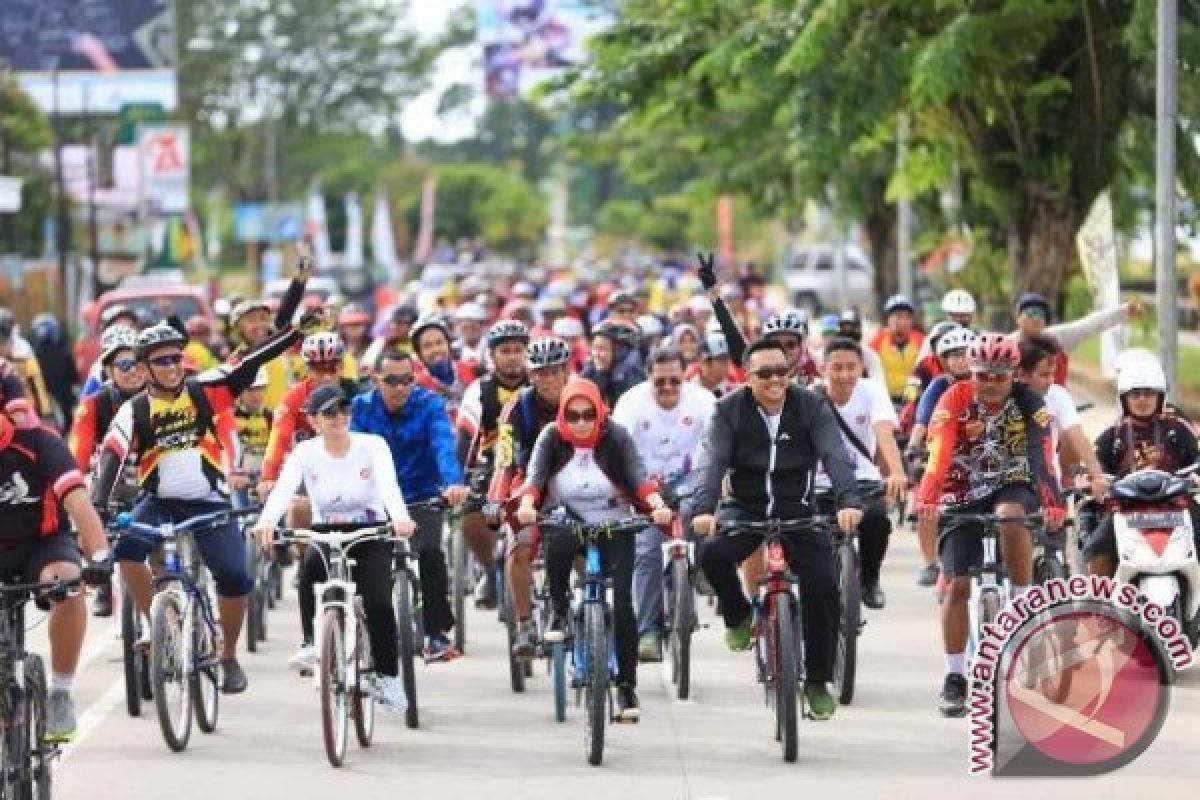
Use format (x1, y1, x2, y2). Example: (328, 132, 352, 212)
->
(688, 332, 742, 398)
(0, 408, 109, 740)
(515, 378, 674, 722)
(0, 309, 53, 423)
(232, 368, 273, 507)
(29, 313, 79, 425)
(1083, 355, 1199, 577)
(336, 303, 373, 365)
(869, 294, 924, 406)
(833, 309, 887, 388)
(688, 338, 865, 721)
(350, 347, 470, 661)
(67, 326, 146, 617)
(252, 385, 415, 712)
(91, 309, 314, 694)
(613, 347, 715, 661)
(228, 297, 299, 410)
(456, 320, 530, 609)
(454, 302, 492, 367)
(551, 317, 588, 372)
(412, 313, 482, 421)
(898, 320, 961, 448)
(669, 323, 703, 366)
(941, 289, 977, 329)
(583, 319, 645, 407)
(606, 290, 639, 324)
(814, 337, 907, 609)
(1010, 292, 1143, 385)
(914, 333, 1064, 717)
(637, 315, 666, 355)
(488, 336, 572, 656)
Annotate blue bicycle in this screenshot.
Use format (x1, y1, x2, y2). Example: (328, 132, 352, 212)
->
(539, 513, 648, 766)
(113, 508, 257, 752)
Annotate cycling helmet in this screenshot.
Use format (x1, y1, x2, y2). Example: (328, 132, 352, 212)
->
(837, 309, 863, 340)
(487, 319, 530, 349)
(941, 289, 977, 316)
(410, 313, 451, 349)
(100, 326, 140, 365)
(608, 290, 637, 310)
(592, 319, 640, 350)
(966, 332, 1019, 372)
(703, 332, 730, 359)
(135, 322, 189, 360)
(926, 320, 959, 352)
(527, 337, 571, 369)
(455, 302, 490, 323)
(100, 304, 136, 328)
(636, 314, 664, 339)
(883, 294, 915, 316)
(301, 332, 345, 364)
(338, 303, 371, 327)
(935, 326, 975, 357)
(1116, 357, 1167, 397)
(763, 308, 809, 339)
(552, 317, 584, 338)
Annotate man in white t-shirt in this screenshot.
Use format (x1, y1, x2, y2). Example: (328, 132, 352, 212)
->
(612, 347, 716, 661)
(814, 338, 908, 609)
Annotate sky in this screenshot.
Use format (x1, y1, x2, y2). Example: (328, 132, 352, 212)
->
(400, 1, 483, 143)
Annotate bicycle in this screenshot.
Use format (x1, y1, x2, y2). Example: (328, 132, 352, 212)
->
(539, 512, 648, 767)
(273, 524, 387, 768)
(0, 576, 88, 800)
(718, 515, 833, 764)
(393, 497, 445, 730)
(237, 503, 271, 655)
(660, 497, 697, 701)
(105, 514, 152, 719)
(112, 508, 258, 752)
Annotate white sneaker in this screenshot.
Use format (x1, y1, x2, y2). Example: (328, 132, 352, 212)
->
(288, 643, 318, 673)
(376, 675, 408, 715)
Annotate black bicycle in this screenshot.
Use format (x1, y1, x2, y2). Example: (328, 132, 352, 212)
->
(393, 497, 445, 730)
(0, 576, 92, 799)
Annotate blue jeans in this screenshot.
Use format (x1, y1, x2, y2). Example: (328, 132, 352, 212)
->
(114, 496, 254, 597)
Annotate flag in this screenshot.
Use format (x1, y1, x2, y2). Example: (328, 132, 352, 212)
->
(343, 193, 364, 272)
(370, 188, 399, 283)
(305, 185, 333, 269)
(413, 174, 437, 266)
(1076, 191, 1123, 377)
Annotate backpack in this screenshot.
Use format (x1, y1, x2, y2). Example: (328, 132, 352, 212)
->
(93, 383, 127, 441)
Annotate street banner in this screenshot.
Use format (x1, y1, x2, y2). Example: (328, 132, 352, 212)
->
(1076, 190, 1123, 377)
(370, 190, 399, 282)
(343, 193, 364, 272)
(137, 125, 189, 213)
(305, 187, 333, 269)
(413, 175, 438, 266)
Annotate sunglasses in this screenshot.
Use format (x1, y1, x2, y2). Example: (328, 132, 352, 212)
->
(112, 357, 139, 373)
(973, 370, 1013, 383)
(564, 408, 598, 424)
(653, 377, 683, 388)
(148, 354, 184, 368)
(380, 373, 415, 387)
(1022, 307, 1048, 320)
(317, 403, 351, 420)
(751, 366, 790, 381)
(309, 362, 340, 374)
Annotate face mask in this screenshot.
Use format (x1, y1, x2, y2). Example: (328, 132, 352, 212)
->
(428, 359, 456, 384)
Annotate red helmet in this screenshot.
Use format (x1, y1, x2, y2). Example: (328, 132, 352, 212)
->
(301, 332, 345, 365)
(967, 332, 1019, 372)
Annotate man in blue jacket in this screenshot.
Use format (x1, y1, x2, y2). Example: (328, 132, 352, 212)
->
(352, 347, 469, 660)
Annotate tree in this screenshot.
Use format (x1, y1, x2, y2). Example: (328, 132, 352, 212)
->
(0, 76, 53, 256)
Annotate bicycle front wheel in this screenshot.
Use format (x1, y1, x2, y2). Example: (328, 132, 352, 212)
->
(191, 615, 220, 735)
(834, 542, 861, 706)
(320, 608, 349, 768)
(393, 572, 420, 729)
(584, 602, 608, 766)
(504, 586, 526, 693)
(668, 558, 694, 700)
(25, 654, 51, 800)
(150, 591, 192, 752)
(452, 525, 467, 654)
(771, 596, 799, 763)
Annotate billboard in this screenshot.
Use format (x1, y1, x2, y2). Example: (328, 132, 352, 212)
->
(0, 0, 176, 113)
(478, 1, 609, 98)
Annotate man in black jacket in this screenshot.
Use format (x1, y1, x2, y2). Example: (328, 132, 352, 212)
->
(688, 339, 864, 720)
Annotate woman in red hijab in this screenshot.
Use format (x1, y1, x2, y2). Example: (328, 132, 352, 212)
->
(516, 378, 672, 722)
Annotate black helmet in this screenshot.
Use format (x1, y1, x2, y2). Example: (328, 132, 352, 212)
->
(592, 319, 640, 350)
(135, 322, 188, 361)
(527, 337, 571, 369)
(837, 309, 862, 342)
(487, 319, 530, 349)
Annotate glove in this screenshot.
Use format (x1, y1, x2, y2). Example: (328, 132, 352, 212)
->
(82, 555, 113, 586)
(696, 251, 718, 290)
(297, 307, 326, 334)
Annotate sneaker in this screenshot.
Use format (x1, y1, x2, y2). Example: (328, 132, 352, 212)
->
(916, 562, 940, 587)
(803, 682, 837, 721)
(221, 659, 248, 694)
(512, 620, 536, 659)
(938, 673, 968, 717)
(475, 571, 498, 610)
(426, 634, 460, 663)
(637, 632, 662, 663)
(724, 618, 753, 652)
(376, 675, 408, 715)
(92, 584, 113, 618)
(862, 583, 886, 610)
(615, 684, 640, 723)
(288, 643, 318, 673)
(45, 689, 76, 743)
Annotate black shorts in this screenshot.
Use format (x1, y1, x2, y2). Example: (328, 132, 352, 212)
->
(0, 533, 82, 584)
(937, 485, 1039, 578)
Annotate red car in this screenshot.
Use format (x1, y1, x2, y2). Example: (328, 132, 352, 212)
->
(76, 285, 214, 376)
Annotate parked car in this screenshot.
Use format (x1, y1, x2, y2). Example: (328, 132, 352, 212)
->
(77, 281, 214, 376)
(783, 244, 875, 313)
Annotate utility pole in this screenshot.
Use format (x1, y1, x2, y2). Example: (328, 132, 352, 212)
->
(897, 113, 913, 303)
(1156, 0, 1179, 397)
(51, 68, 71, 321)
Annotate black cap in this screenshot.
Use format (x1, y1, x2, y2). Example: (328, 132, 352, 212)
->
(304, 384, 347, 414)
(1017, 292, 1050, 314)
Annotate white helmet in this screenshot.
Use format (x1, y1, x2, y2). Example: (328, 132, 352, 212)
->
(1116, 357, 1167, 397)
(552, 317, 584, 338)
(941, 289, 977, 315)
(636, 315, 664, 338)
(454, 302, 490, 323)
(1113, 348, 1159, 378)
(935, 326, 976, 357)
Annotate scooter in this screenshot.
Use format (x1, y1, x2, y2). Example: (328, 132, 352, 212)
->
(1110, 468, 1200, 652)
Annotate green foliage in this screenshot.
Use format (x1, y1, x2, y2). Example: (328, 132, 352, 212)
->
(0, 77, 54, 256)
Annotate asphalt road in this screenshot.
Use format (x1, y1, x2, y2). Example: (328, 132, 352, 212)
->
(36, 390, 1200, 798)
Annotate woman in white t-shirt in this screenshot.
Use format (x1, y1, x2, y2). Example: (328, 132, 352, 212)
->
(253, 385, 415, 714)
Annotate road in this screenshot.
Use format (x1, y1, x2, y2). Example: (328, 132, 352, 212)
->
(39, 391, 1200, 798)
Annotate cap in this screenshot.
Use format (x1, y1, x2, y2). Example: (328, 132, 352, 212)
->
(1016, 292, 1051, 314)
(304, 384, 348, 415)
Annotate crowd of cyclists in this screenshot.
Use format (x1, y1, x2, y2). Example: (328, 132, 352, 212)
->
(0, 242, 1186, 761)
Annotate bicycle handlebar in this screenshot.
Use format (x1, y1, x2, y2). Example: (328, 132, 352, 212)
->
(0, 576, 84, 603)
(274, 524, 393, 549)
(536, 514, 651, 537)
(112, 507, 257, 541)
(718, 516, 834, 535)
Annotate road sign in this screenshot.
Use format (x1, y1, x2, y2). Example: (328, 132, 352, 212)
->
(137, 125, 190, 213)
(117, 103, 166, 145)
